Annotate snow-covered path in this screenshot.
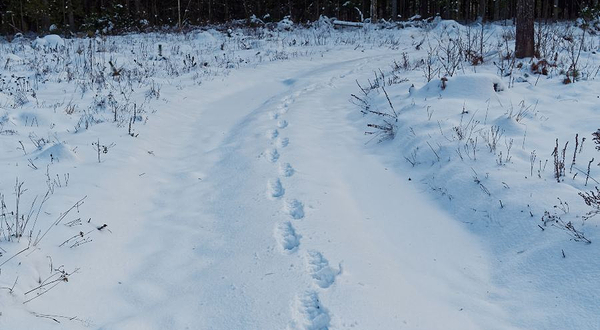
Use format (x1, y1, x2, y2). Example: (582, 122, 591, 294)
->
(31, 51, 514, 330)
(5, 23, 600, 330)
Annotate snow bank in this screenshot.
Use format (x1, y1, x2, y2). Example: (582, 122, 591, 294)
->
(411, 73, 505, 100)
(431, 19, 463, 35)
(32, 34, 65, 49)
(5, 54, 22, 62)
(36, 143, 79, 162)
(195, 30, 218, 44)
(356, 20, 600, 329)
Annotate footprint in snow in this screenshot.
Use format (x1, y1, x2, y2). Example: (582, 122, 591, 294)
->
(269, 111, 279, 120)
(306, 250, 339, 289)
(284, 96, 295, 105)
(277, 137, 289, 148)
(284, 199, 304, 219)
(279, 163, 295, 177)
(277, 120, 288, 129)
(279, 106, 289, 115)
(265, 148, 279, 163)
(291, 290, 331, 330)
(266, 129, 279, 140)
(267, 178, 285, 198)
(275, 221, 301, 252)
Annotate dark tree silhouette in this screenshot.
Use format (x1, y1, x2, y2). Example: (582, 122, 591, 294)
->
(0, 0, 597, 35)
(515, 0, 535, 58)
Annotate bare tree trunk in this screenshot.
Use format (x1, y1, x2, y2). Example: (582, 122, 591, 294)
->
(515, 0, 535, 58)
(419, 0, 427, 18)
(371, 0, 378, 21)
(400, 0, 408, 19)
(178, 0, 182, 29)
(62, 0, 67, 29)
(553, 0, 559, 19)
(391, 0, 398, 20)
(20, 0, 25, 31)
(494, 0, 500, 20)
(242, 0, 250, 18)
(41, 0, 50, 30)
(479, 0, 487, 21)
(541, 0, 547, 21)
(68, 5, 74, 32)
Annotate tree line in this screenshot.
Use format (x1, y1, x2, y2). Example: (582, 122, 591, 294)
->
(1, 0, 598, 35)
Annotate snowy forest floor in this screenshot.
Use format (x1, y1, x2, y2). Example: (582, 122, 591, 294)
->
(1, 18, 600, 330)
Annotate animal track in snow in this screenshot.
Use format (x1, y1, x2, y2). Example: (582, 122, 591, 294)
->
(279, 163, 295, 177)
(284, 199, 304, 219)
(277, 120, 289, 129)
(306, 251, 339, 289)
(283, 96, 294, 106)
(292, 290, 331, 330)
(278, 137, 289, 148)
(278, 106, 289, 115)
(266, 129, 279, 140)
(265, 148, 280, 163)
(275, 221, 301, 252)
(269, 111, 279, 120)
(267, 178, 285, 198)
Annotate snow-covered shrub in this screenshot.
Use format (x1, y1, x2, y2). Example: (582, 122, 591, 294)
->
(32, 34, 65, 51)
(277, 16, 294, 31)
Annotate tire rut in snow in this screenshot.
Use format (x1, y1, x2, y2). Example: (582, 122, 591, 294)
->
(264, 89, 336, 329)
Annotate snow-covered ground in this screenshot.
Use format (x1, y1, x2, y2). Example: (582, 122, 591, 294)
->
(1, 19, 600, 329)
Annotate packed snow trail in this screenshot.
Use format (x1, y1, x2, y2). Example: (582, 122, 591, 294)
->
(19, 51, 514, 329)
